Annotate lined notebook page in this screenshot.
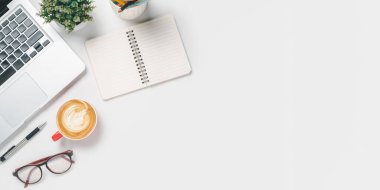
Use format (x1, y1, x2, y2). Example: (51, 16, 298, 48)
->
(85, 15, 191, 100)
(133, 15, 191, 86)
(85, 30, 143, 100)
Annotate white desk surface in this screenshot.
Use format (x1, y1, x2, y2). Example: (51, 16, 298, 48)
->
(2, 0, 380, 189)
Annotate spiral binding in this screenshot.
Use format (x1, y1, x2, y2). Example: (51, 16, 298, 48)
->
(127, 30, 149, 84)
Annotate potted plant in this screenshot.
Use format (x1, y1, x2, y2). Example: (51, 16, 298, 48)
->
(38, 0, 95, 32)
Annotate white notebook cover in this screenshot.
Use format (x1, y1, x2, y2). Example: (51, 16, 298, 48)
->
(85, 15, 191, 100)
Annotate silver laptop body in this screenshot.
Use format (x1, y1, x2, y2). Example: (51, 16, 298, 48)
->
(0, 0, 85, 145)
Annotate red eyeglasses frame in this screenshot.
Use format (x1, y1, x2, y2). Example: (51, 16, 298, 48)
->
(12, 150, 75, 188)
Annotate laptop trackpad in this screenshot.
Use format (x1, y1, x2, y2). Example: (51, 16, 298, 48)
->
(0, 74, 47, 127)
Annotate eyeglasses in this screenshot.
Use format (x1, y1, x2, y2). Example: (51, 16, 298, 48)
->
(13, 150, 75, 188)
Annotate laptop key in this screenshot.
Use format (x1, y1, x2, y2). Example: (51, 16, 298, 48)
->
(0, 51, 7, 60)
(24, 25, 37, 37)
(1, 60, 10, 69)
(21, 54, 30, 63)
(23, 18, 32, 27)
(0, 67, 16, 86)
(15, 13, 27, 24)
(27, 31, 43, 46)
(0, 32, 5, 41)
(33, 42, 42, 50)
(15, 9, 22, 15)
(35, 44, 43, 52)
(13, 59, 23, 70)
(18, 34, 26, 43)
(17, 24, 26, 33)
(20, 44, 28, 52)
(42, 40, 50, 47)
(30, 51, 37, 58)
(0, 41, 6, 50)
(9, 21, 17, 29)
(11, 40, 20, 49)
(11, 30, 20, 38)
(7, 55, 15, 63)
(8, 14, 15, 21)
(1, 20, 8, 27)
(14, 49, 22, 58)
(5, 46, 14, 54)
(3, 26, 11, 35)
(33, 42, 40, 49)
(4, 35, 13, 44)
(0, 66, 3, 73)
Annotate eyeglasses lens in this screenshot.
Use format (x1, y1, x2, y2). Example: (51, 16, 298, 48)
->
(17, 166, 42, 184)
(46, 154, 72, 174)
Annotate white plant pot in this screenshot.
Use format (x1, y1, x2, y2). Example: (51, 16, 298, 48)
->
(109, 1, 147, 20)
(54, 21, 88, 32)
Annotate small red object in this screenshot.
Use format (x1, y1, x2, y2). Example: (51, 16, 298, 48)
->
(52, 131, 63, 142)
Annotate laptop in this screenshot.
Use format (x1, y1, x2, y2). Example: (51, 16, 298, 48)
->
(0, 0, 85, 145)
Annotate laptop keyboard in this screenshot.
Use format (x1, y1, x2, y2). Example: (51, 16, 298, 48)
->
(0, 7, 51, 87)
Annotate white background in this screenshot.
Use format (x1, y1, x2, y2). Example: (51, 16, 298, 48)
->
(1, 0, 380, 189)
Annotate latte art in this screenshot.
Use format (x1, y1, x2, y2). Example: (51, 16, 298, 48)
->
(57, 100, 97, 140)
(62, 103, 91, 132)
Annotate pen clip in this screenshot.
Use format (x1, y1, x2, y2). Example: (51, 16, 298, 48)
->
(26, 128, 40, 140)
(26, 122, 46, 140)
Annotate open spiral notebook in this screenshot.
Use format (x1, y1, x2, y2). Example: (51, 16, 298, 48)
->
(85, 15, 192, 100)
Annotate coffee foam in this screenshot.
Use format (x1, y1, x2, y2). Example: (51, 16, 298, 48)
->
(57, 100, 96, 140)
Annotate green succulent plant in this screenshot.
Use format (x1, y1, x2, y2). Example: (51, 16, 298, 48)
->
(38, 0, 95, 32)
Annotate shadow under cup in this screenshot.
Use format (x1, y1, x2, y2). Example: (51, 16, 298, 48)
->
(54, 99, 97, 141)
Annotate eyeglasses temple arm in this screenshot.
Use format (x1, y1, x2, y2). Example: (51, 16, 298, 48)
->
(29, 156, 51, 165)
(62, 156, 75, 163)
(13, 156, 51, 171)
(24, 166, 39, 188)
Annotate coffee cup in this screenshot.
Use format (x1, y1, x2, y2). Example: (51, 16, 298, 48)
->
(52, 99, 97, 141)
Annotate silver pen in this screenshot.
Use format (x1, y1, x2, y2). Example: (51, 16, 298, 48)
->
(0, 122, 46, 162)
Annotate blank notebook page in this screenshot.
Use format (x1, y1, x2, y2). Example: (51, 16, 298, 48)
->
(133, 15, 191, 86)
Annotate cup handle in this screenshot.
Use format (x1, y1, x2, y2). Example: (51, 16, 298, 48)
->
(52, 131, 63, 142)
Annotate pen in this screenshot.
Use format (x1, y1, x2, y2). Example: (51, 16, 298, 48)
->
(112, 0, 126, 7)
(118, 0, 138, 13)
(0, 122, 46, 162)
